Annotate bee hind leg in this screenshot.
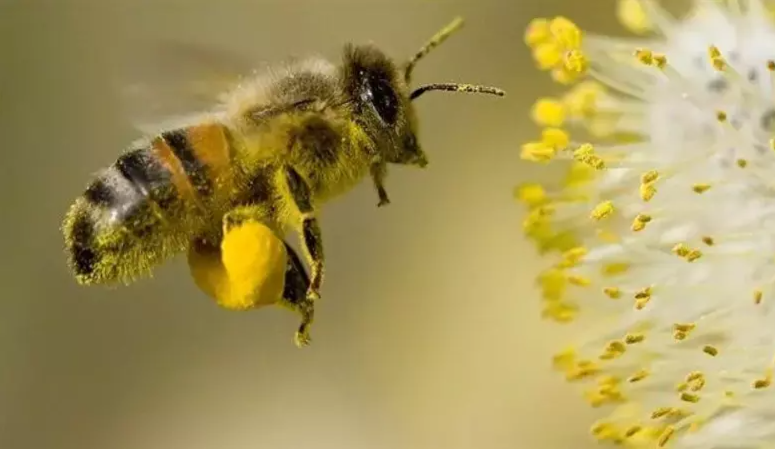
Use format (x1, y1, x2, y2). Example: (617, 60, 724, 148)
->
(278, 241, 315, 348)
(284, 166, 325, 303)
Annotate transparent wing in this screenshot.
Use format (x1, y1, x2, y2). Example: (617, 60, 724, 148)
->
(114, 39, 258, 133)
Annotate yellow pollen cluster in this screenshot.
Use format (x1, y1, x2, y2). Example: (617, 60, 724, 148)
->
(526, 16, 588, 84)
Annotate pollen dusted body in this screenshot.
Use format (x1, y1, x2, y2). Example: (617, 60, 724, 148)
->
(62, 17, 505, 347)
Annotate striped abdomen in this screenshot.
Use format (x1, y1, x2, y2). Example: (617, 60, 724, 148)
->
(63, 123, 234, 285)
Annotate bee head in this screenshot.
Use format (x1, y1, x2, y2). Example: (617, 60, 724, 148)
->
(342, 17, 504, 169)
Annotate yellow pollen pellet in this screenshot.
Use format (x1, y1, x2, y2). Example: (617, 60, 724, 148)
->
(625, 333, 645, 344)
(737, 158, 748, 168)
(640, 183, 657, 201)
(628, 369, 649, 383)
(693, 183, 712, 194)
(591, 201, 614, 220)
(681, 392, 700, 403)
(603, 287, 622, 299)
(755, 289, 763, 304)
(703, 345, 719, 356)
(658, 426, 675, 448)
(717, 111, 728, 122)
(702, 236, 715, 246)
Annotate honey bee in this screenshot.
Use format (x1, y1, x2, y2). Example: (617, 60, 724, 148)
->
(62, 17, 505, 346)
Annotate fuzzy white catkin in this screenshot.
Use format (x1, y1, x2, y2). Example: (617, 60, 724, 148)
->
(519, 0, 775, 447)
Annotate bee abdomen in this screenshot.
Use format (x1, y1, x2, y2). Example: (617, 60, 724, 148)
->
(64, 145, 185, 284)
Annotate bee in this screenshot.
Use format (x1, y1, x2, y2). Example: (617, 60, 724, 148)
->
(62, 17, 505, 347)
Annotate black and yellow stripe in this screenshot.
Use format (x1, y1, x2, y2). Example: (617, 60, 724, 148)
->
(65, 122, 234, 284)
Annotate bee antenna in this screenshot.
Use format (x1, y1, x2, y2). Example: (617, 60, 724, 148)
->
(404, 17, 465, 84)
(409, 83, 506, 101)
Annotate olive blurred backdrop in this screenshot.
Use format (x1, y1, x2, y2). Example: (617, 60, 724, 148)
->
(0, 0, 622, 447)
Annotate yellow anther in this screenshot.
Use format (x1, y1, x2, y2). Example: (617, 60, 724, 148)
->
(606, 340, 626, 354)
(616, 0, 652, 34)
(634, 48, 654, 65)
(603, 286, 622, 299)
(566, 360, 599, 381)
(676, 382, 688, 392)
(549, 16, 582, 49)
(768, 60, 775, 71)
(651, 407, 672, 419)
(521, 141, 556, 162)
(514, 183, 547, 207)
(631, 213, 652, 232)
(552, 347, 576, 370)
(640, 182, 657, 201)
(674, 330, 688, 341)
(681, 392, 700, 403)
(686, 371, 703, 382)
(568, 274, 591, 287)
(717, 110, 728, 122)
(573, 143, 606, 169)
(628, 369, 649, 383)
(591, 422, 619, 441)
(591, 201, 614, 220)
(737, 158, 748, 168)
(703, 345, 719, 356)
(686, 249, 703, 262)
(541, 127, 570, 149)
(635, 286, 652, 299)
(624, 425, 643, 438)
(602, 262, 630, 276)
(564, 49, 588, 73)
(702, 236, 715, 246)
(625, 333, 645, 344)
(531, 98, 566, 127)
(672, 243, 690, 257)
(708, 45, 721, 59)
(525, 18, 552, 47)
(533, 42, 564, 70)
(563, 81, 603, 117)
(753, 377, 772, 389)
(641, 170, 659, 184)
(770, 138, 775, 152)
(755, 289, 763, 305)
(538, 268, 566, 301)
(674, 323, 696, 333)
(658, 426, 675, 448)
(686, 372, 706, 391)
(693, 183, 712, 193)
(541, 302, 578, 323)
(653, 54, 667, 69)
(560, 246, 587, 266)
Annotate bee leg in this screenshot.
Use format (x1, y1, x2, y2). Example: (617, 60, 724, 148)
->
(370, 161, 390, 207)
(284, 166, 325, 302)
(277, 241, 315, 348)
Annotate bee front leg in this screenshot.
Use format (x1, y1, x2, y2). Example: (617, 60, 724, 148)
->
(370, 161, 390, 207)
(284, 166, 325, 302)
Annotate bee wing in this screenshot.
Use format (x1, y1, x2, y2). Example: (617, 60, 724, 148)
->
(116, 39, 258, 133)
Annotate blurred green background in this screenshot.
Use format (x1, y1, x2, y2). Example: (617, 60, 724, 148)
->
(0, 0, 625, 447)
